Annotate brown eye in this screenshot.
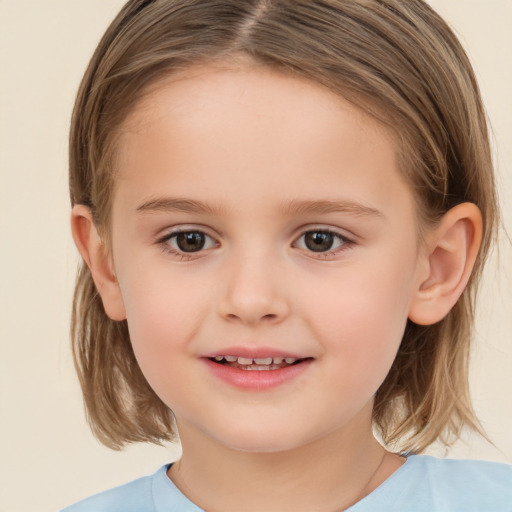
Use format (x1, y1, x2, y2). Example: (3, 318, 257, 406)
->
(174, 231, 207, 252)
(164, 231, 216, 253)
(294, 230, 350, 255)
(159, 228, 217, 257)
(303, 231, 335, 252)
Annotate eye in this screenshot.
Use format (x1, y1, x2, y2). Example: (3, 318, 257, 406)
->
(162, 230, 217, 254)
(294, 229, 350, 254)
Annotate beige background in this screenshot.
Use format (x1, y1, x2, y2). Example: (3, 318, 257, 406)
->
(0, 1, 510, 511)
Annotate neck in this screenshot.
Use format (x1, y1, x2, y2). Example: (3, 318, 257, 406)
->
(168, 407, 402, 511)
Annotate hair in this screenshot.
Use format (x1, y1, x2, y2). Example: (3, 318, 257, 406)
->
(70, 0, 498, 452)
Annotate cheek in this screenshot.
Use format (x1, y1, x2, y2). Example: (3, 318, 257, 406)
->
(116, 266, 207, 381)
(301, 253, 417, 371)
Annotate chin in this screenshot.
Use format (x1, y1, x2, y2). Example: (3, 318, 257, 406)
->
(209, 422, 320, 454)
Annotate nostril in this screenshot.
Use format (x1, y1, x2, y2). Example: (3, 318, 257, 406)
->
(225, 312, 279, 323)
(218, 290, 290, 325)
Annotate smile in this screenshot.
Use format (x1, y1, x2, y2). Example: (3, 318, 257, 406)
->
(204, 355, 313, 390)
(210, 355, 302, 371)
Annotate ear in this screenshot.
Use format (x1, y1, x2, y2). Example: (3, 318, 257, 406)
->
(408, 203, 483, 326)
(71, 205, 126, 321)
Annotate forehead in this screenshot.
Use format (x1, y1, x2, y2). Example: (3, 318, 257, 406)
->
(123, 60, 393, 137)
(113, 63, 413, 220)
(128, 65, 360, 125)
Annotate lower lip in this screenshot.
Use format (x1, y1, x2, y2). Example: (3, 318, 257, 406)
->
(203, 358, 312, 390)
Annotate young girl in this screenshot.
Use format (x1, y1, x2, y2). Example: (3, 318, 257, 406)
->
(63, 0, 511, 510)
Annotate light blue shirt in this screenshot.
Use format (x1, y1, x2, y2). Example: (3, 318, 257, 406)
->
(61, 455, 512, 511)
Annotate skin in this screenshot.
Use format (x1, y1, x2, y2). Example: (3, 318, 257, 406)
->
(72, 63, 483, 511)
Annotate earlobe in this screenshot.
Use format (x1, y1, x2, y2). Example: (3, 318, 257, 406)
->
(408, 203, 483, 326)
(71, 205, 127, 321)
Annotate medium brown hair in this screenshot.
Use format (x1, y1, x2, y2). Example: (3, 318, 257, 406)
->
(70, 0, 498, 451)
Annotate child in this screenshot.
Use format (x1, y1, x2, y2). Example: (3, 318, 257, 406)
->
(63, 0, 511, 510)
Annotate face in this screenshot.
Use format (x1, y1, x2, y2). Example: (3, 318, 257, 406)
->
(107, 64, 427, 453)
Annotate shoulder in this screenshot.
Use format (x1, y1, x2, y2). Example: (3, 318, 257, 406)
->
(408, 454, 512, 486)
(351, 455, 512, 512)
(60, 465, 168, 512)
(397, 455, 512, 510)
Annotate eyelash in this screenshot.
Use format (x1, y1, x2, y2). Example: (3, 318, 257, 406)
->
(156, 228, 217, 260)
(293, 229, 353, 258)
(156, 227, 354, 260)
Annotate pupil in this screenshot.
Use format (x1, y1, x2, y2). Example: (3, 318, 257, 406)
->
(305, 231, 334, 252)
(176, 232, 205, 252)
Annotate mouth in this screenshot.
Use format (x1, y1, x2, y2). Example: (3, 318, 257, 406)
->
(203, 353, 313, 390)
(208, 355, 307, 371)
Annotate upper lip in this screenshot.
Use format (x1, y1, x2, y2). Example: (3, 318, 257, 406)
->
(203, 346, 307, 360)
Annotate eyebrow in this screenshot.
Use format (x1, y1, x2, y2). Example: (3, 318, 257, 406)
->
(281, 199, 384, 219)
(136, 197, 225, 215)
(136, 197, 384, 219)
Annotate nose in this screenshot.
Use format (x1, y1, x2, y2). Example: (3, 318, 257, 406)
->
(217, 251, 290, 326)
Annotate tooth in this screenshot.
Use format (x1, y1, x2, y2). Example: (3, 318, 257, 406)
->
(224, 355, 237, 362)
(284, 357, 297, 364)
(273, 357, 284, 364)
(237, 357, 253, 365)
(254, 357, 273, 365)
(214, 356, 224, 361)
